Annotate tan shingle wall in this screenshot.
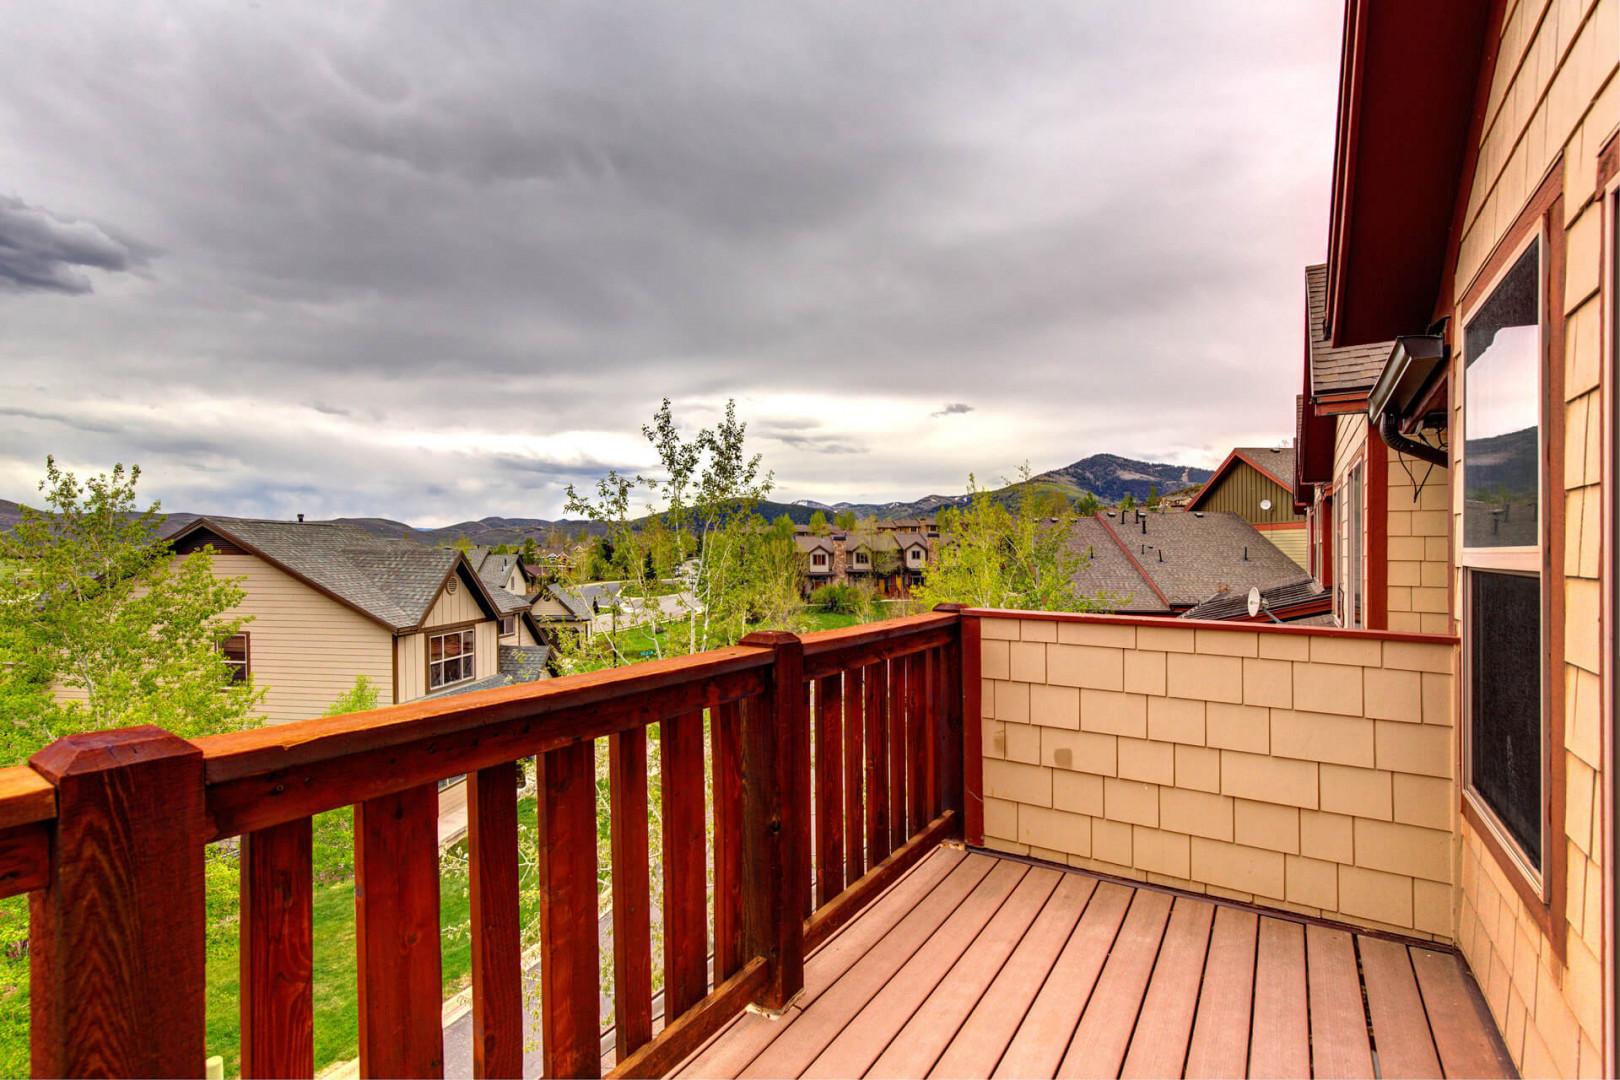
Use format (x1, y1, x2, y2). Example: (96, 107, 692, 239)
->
(1385, 442, 1452, 636)
(978, 615, 1458, 941)
(1444, 0, 1617, 1073)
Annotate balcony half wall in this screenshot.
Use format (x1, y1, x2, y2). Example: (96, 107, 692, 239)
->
(968, 610, 1457, 942)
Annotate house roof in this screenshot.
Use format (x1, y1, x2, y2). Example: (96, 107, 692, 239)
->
(497, 644, 551, 682)
(1068, 517, 1170, 614)
(1180, 576, 1331, 622)
(793, 535, 835, 554)
(543, 581, 625, 620)
(1086, 510, 1308, 611)
(1306, 265, 1394, 399)
(1187, 447, 1296, 510)
(169, 516, 524, 632)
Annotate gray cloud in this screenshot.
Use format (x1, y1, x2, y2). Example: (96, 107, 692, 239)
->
(0, 2, 1342, 522)
(932, 403, 974, 417)
(0, 195, 148, 294)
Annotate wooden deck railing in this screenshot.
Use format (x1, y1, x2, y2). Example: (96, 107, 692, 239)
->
(0, 606, 968, 1079)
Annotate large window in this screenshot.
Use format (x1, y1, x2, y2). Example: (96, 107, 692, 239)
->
(429, 628, 477, 690)
(1461, 233, 1544, 881)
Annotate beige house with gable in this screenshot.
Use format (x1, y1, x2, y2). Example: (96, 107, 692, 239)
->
(166, 517, 548, 724)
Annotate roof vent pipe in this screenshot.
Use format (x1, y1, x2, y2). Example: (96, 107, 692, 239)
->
(1378, 408, 1448, 468)
(297, 513, 304, 523)
(1243, 546, 1249, 561)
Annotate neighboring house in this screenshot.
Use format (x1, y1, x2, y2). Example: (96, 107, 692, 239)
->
(1293, 4, 1616, 1073)
(1185, 447, 1307, 569)
(465, 546, 536, 598)
(1073, 508, 1311, 616)
(794, 528, 935, 598)
(164, 517, 548, 723)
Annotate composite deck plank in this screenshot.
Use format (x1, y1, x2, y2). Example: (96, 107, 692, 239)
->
(1183, 906, 1259, 1080)
(1409, 947, 1517, 1079)
(1058, 888, 1175, 1079)
(1247, 917, 1309, 1080)
(804, 860, 1033, 1078)
(867, 867, 1066, 1080)
(1119, 896, 1217, 1080)
(1306, 925, 1374, 1079)
(739, 854, 999, 1078)
(990, 880, 1134, 1079)
(926, 874, 1099, 1080)
(674, 847, 965, 1079)
(1357, 936, 1443, 1079)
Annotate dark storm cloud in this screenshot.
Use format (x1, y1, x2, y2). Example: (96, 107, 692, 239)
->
(0, 196, 148, 294)
(0, 2, 1342, 522)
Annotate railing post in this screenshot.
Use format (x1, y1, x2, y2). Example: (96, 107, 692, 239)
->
(738, 630, 807, 1012)
(29, 726, 208, 1078)
(932, 604, 966, 831)
(959, 611, 984, 846)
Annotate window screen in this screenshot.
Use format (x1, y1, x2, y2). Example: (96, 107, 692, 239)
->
(1468, 570, 1541, 868)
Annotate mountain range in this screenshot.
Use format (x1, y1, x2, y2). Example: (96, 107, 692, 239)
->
(0, 453, 1212, 548)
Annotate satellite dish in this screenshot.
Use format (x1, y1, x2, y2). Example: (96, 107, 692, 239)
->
(1260, 498, 1273, 511)
(1246, 587, 1262, 618)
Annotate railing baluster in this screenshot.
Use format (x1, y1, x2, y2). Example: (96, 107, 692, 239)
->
(711, 701, 745, 981)
(737, 631, 807, 1012)
(801, 679, 815, 919)
(922, 649, 939, 821)
(355, 783, 445, 1078)
(887, 657, 907, 846)
(468, 763, 522, 1079)
(29, 727, 208, 1078)
(241, 816, 314, 1079)
(842, 667, 865, 883)
(938, 608, 966, 825)
(608, 729, 653, 1061)
(865, 660, 890, 863)
(661, 711, 708, 1020)
(538, 741, 601, 1079)
(907, 652, 926, 834)
(814, 673, 844, 907)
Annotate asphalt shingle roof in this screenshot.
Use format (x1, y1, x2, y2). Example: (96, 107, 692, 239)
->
(1068, 517, 1170, 614)
(1233, 447, 1296, 487)
(176, 516, 504, 631)
(1306, 264, 1394, 397)
(1180, 576, 1329, 621)
(1105, 510, 1307, 608)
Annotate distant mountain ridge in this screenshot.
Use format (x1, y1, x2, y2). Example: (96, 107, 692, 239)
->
(0, 454, 1213, 547)
(794, 454, 1212, 518)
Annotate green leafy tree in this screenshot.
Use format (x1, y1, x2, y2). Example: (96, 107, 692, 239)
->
(1119, 493, 1137, 512)
(1075, 492, 1102, 516)
(833, 510, 857, 531)
(0, 457, 262, 764)
(323, 674, 380, 716)
(916, 466, 1103, 612)
(808, 510, 830, 535)
(1147, 485, 1160, 509)
(560, 399, 801, 667)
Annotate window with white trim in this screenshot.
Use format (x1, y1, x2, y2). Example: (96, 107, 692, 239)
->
(1460, 235, 1544, 878)
(221, 633, 249, 683)
(498, 615, 516, 638)
(429, 627, 477, 690)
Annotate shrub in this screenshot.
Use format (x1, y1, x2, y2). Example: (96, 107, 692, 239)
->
(809, 582, 867, 615)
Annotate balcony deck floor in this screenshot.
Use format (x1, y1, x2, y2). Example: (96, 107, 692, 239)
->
(672, 847, 1515, 1079)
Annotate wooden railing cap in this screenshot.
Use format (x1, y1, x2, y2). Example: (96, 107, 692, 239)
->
(30, 725, 203, 782)
(740, 630, 802, 647)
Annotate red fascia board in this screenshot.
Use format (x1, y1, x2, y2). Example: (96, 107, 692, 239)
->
(1326, 1, 1494, 347)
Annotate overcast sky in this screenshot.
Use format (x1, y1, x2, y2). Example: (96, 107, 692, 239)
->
(0, 3, 1342, 526)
